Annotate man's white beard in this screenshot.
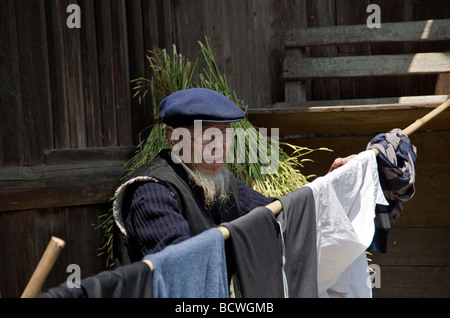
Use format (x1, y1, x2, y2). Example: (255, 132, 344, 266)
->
(185, 166, 233, 209)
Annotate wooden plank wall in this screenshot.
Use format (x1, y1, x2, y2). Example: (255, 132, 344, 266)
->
(0, 0, 137, 298)
(1, 0, 449, 298)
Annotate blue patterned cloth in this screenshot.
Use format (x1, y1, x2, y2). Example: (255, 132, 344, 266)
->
(367, 128, 417, 253)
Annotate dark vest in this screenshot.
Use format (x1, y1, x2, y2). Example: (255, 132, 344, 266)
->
(112, 149, 241, 266)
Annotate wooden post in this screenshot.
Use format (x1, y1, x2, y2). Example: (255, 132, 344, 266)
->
(21, 236, 66, 298)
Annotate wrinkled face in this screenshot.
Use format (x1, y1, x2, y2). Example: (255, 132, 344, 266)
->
(166, 122, 234, 176)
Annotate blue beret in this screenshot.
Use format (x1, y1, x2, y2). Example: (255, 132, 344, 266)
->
(159, 88, 245, 127)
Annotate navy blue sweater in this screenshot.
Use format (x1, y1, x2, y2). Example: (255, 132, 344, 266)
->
(124, 180, 273, 256)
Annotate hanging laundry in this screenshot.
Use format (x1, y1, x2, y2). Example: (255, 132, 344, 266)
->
(143, 227, 228, 298)
(276, 186, 318, 298)
(304, 150, 388, 297)
(221, 206, 287, 298)
(366, 128, 417, 253)
(37, 261, 153, 298)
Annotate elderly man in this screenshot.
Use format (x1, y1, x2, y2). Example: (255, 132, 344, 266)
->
(113, 88, 351, 265)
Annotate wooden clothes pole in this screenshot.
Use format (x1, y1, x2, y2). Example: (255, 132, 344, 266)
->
(372, 99, 450, 156)
(218, 200, 283, 239)
(145, 99, 450, 271)
(252, 100, 450, 214)
(21, 236, 65, 298)
(403, 99, 450, 136)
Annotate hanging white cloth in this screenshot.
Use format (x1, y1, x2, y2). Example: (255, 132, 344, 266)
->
(305, 150, 388, 297)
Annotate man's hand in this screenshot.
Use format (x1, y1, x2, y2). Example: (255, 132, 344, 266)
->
(328, 154, 357, 173)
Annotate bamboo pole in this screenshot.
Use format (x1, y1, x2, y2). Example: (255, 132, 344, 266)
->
(403, 99, 450, 136)
(142, 259, 154, 271)
(21, 236, 65, 298)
